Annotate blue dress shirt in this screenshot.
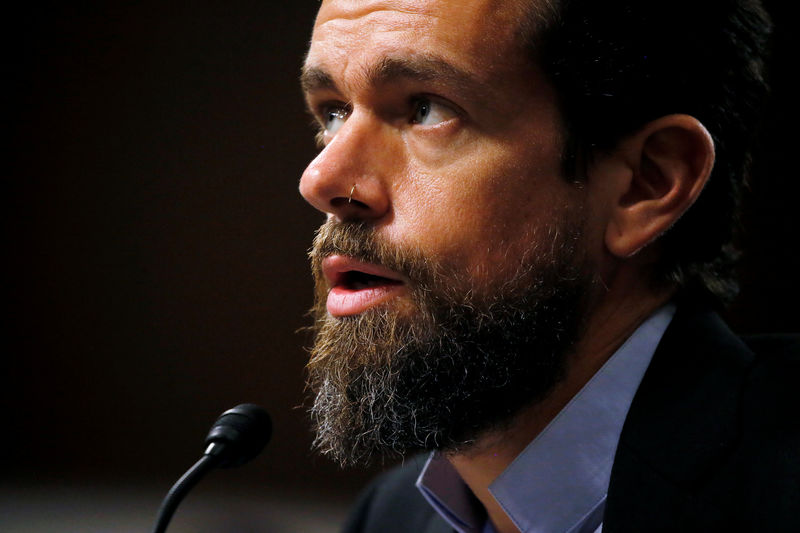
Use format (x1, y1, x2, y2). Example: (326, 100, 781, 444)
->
(416, 305, 676, 533)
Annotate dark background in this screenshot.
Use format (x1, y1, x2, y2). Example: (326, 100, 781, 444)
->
(3, 0, 798, 523)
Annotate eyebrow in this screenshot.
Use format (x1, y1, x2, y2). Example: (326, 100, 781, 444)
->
(301, 54, 491, 103)
(300, 66, 337, 93)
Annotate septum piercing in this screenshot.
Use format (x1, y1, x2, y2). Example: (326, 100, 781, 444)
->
(348, 184, 356, 203)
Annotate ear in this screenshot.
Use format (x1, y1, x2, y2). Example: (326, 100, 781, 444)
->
(602, 114, 715, 258)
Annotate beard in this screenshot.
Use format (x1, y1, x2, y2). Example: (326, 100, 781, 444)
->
(306, 217, 592, 467)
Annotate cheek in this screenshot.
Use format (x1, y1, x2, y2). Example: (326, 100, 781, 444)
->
(389, 154, 568, 281)
(384, 96, 568, 279)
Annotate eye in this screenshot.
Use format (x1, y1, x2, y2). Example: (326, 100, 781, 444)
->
(411, 97, 457, 126)
(323, 105, 349, 135)
(312, 103, 351, 147)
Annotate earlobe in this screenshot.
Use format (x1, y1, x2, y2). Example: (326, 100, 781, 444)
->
(604, 114, 715, 258)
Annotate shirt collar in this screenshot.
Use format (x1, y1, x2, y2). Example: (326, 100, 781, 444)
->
(416, 304, 675, 533)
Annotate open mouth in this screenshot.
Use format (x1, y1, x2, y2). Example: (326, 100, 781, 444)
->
(322, 255, 407, 316)
(336, 270, 404, 291)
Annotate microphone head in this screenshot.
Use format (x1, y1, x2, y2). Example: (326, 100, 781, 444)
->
(204, 403, 272, 468)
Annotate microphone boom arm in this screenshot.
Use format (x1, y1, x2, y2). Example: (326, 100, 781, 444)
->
(151, 451, 222, 533)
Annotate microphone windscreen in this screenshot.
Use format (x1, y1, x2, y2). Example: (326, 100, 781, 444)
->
(205, 403, 272, 468)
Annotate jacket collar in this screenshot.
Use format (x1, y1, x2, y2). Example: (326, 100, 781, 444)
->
(604, 301, 755, 529)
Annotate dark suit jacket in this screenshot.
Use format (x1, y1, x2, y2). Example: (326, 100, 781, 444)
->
(341, 302, 800, 532)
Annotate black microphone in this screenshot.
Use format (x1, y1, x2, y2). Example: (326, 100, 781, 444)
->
(151, 404, 272, 533)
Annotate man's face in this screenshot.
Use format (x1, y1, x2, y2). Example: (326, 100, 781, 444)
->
(301, 0, 597, 465)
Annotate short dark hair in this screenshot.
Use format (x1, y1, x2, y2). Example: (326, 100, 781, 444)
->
(533, 0, 772, 304)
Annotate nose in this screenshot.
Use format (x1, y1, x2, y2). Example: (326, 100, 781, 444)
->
(299, 113, 392, 222)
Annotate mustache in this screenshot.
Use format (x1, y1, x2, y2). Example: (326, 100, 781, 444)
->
(309, 220, 436, 288)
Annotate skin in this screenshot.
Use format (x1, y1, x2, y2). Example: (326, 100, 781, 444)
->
(300, 1, 715, 531)
(300, 0, 582, 290)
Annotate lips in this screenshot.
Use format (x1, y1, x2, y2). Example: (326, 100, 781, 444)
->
(322, 255, 407, 316)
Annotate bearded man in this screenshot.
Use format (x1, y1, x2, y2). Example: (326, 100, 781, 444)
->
(299, 0, 799, 531)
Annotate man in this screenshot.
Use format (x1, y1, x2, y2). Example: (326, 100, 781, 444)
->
(299, 0, 798, 531)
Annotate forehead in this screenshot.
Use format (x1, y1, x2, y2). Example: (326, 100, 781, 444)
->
(307, 0, 531, 83)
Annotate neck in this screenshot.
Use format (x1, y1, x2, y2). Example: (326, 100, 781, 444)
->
(447, 273, 674, 533)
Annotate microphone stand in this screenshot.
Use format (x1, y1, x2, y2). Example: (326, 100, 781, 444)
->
(151, 447, 222, 533)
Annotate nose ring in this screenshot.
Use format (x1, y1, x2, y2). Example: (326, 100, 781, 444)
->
(348, 184, 356, 203)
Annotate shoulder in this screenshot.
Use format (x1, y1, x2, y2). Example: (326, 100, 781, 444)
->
(742, 332, 800, 368)
(738, 332, 800, 464)
(607, 303, 799, 530)
(341, 455, 449, 533)
(734, 331, 799, 441)
(730, 332, 800, 526)
(654, 302, 800, 466)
